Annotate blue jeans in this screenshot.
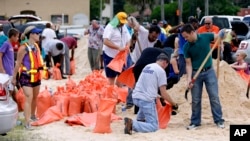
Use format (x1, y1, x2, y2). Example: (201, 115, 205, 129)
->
(132, 99, 159, 132)
(126, 88, 133, 106)
(178, 54, 186, 78)
(190, 68, 224, 125)
(124, 53, 133, 70)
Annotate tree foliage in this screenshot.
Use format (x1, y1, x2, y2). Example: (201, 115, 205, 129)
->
(114, 0, 125, 15)
(151, 0, 240, 25)
(124, 3, 137, 14)
(125, 0, 155, 22)
(90, 0, 105, 21)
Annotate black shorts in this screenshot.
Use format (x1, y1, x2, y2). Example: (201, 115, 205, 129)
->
(103, 52, 120, 78)
(19, 73, 41, 87)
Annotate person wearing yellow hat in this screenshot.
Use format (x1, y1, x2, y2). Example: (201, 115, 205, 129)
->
(102, 12, 131, 85)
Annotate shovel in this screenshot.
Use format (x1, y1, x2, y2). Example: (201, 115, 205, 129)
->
(185, 37, 221, 100)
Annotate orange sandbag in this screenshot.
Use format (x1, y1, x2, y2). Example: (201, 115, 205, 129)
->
(116, 87, 128, 103)
(237, 70, 250, 83)
(65, 112, 122, 127)
(70, 59, 76, 75)
(156, 99, 172, 129)
(52, 63, 62, 80)
(68, 95, 84, 116)
(36, 86, 52, 118)
(117, 65, 135, 89)
(65, 76, 77, 91)
(54, 94, 70, 116)
(50, 86, 65, 106)
(83, 94, 100, 113)
(93, 98, 117, 133)
(15, 88, 25, 112)
(31, 105, 63, 126)
(107, 48, 128, 73)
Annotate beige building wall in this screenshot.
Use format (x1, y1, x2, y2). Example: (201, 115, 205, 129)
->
(0, 0, 90, 25)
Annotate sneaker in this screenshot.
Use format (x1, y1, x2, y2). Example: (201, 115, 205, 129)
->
(24, 123, 35, 130)
(124, 117, 133, 135)
(186, 124, 199, 130)
(30, 115, 38, 121)
(62, 76, 67, 79)
(216, 122, 225, 129)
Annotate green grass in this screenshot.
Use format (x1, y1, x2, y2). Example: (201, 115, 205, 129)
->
(0, 118, 51, 141)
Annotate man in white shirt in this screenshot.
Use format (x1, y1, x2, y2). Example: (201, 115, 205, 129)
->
(124, 53, 177, 134)
(102, 12, 131, 85)
(45, 39, 66, 79)
(41, 23, 57, 51)
(128, 17, 162, 63)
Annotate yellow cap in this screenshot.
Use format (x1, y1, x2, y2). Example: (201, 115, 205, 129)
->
(116, 12, 128, 24)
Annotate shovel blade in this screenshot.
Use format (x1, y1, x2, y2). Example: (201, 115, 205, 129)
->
(185, 88, 189, 100)
(247, 85, 250, 99)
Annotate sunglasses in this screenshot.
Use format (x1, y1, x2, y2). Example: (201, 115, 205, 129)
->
(205, 23, 211, 25)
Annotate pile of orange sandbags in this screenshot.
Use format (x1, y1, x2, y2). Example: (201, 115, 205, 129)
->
(33, 70, 128, 129)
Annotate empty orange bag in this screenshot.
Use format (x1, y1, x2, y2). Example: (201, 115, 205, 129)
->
(237, 70, 250, 83)
(15, 88, 25, 112)
(116, 87, 128, 103)
(65, 112, 122, 127)
(31, 105, 63, 126)
(52, 63, 62, 80)
(93, 98, 117, 133)
(36, 86, 52, 118)
(117, 65, 135, 89)
(68, 94, 84, 116)
(156, 99, 172, 129)
(107, 48, 128, 73)
(70, 59, 76, 75)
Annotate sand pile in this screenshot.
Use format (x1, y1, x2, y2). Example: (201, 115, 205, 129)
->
(168, 60, 250, 125)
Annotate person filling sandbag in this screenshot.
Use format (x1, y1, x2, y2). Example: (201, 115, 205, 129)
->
(124, 53, 178, 134)
(133, 47, 179, 114)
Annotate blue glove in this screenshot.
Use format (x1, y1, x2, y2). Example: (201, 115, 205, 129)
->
(218, 29, 225, 38)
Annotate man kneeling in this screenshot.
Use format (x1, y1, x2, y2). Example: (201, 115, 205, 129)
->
(124, 53, 178, 134)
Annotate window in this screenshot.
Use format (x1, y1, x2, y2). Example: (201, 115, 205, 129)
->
(51, 14, 68, 24)
(233, 18, 241, 21)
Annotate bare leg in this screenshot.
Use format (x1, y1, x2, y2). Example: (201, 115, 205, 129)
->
(22, 86, 34, 125)
(108, 77, 116, 85)
(31, 85, 40, 118)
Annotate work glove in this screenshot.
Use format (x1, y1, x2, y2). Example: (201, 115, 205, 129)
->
(160, 97, 166, 106)
(128, 16, 139, 28)
(172, 104, 179, 115)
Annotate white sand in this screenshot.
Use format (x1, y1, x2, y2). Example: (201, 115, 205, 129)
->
(28, 36, 250, 141)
